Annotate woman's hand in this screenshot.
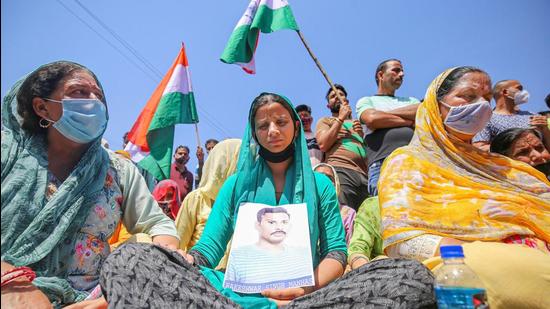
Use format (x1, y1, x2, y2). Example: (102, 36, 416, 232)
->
(1, 261, 52, 309)
(152, 235, 179, 251)
(1, 284, 53, 309)
(174, 249, 195, 265)
(350, 256, 369, 270)
(261, 286, 315, 306)
(64, 297, 107, 309)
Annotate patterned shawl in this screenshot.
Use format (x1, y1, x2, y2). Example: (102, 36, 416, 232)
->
(1, 62, 110, 305)
(379, 68, 550, 249)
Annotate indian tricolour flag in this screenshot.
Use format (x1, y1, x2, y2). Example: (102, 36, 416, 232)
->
(125, 44, 199, 180)
(220, 0, 299, 74)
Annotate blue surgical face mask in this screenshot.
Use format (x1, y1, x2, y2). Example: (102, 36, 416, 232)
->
(44, 98, 108, 144)
(440, 100, 492, 135)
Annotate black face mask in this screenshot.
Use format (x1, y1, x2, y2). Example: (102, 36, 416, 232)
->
(535, 161, 550, 180)
(175, 157, 185, 164)
(258, 143, 295, 163)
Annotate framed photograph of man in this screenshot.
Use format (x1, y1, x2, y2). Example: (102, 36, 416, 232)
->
(223, 202, 314, 293)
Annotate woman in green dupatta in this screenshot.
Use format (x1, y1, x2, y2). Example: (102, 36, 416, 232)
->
(100, 93, 436, 308)
(1, 61, 179, 308)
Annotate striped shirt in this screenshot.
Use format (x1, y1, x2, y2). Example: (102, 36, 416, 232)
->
(224, 244, 313, 293)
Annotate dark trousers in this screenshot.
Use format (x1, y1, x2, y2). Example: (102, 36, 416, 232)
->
(100, 243, 436, 308)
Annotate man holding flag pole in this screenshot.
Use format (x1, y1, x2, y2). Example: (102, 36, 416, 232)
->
(220, 0, 349, 108)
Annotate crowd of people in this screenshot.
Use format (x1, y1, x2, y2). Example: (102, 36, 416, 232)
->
(1, 60, 549, 309)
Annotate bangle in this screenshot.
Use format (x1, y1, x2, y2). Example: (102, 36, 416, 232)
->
(334, 117, 343, 124)
(1, 266, 36, 288)
(350, 255, 369, 268)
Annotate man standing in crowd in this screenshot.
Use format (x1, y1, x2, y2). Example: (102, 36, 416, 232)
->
(295, 104, 323, 166)
(356, 59, 420, 196)
(473, 80, 549, 151)
(316, 84, 368, 211)
(171, 145, 193, 200)
(195, 139, 219, 188)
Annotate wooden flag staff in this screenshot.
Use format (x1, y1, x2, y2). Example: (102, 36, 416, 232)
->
(296, 30, 348, 108)
(182, 42, 203, 154)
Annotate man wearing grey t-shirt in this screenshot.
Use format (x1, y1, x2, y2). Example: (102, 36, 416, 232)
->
(356, 59, 420, 196)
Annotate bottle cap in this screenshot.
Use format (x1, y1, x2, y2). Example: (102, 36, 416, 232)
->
(440, 245, 464, 258)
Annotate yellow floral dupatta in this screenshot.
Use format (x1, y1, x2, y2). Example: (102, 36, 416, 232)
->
(379, 69, 550, 249)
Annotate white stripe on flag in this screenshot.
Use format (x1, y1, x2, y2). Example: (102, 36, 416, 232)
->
(237, 57, 256, 74)
(261, 0, 290, 10)
(236, 0, 260, 28)
(235, 0, 291, 28)
(124, 141, 149, 163)
(162, 64, 192, 96)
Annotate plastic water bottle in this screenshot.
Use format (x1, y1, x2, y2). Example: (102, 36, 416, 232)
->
(434, 245, 489, 309)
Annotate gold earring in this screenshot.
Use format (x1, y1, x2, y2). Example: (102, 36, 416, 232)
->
(39, 118, 51, 128)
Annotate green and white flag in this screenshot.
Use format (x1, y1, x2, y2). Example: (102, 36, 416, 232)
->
(221, 0, 299, 74)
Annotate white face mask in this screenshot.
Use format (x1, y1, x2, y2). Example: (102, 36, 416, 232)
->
(512, 89, 530, 105)
(440, 100, 493, 135)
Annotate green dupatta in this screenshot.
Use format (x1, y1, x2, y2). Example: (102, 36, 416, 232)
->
(192, 93, 347, 309)
(195, 93, 346, 268)
(1, 62, 110, 306)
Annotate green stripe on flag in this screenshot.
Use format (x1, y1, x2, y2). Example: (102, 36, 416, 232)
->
(252, 4, 298, 33)
(221, 25, 254, 64)
(149, 92, 199, 130)
(221, 4, 298, 65)
(140, 92, 199, 180)
(138, 126, 174, 180)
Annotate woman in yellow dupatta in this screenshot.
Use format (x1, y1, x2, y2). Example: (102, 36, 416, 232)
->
(174, 138, 241, 270)
(379, 66, 550, 308)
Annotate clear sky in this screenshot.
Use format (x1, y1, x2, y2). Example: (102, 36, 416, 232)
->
(2, 0, 549, 170)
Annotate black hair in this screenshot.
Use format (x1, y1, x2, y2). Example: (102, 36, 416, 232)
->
(375, 59, 401, 86)
(436, 66, 487, 102)
(325, 84, 348, 101)
(490, 128, 540, 156)
(16, 61, 103, 134)
(205, 139, 219, 148)
(175, 145, 190, 153)
(295, 104, 311, 114)
(545, 93, 550, 109)
(250, 92, 299, 135)
(256, 207, 290, 223)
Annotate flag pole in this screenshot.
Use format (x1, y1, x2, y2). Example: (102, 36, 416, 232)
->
(182, 41, 202, 154)
(296, 30, 348, 108)
(194, 123, 201, 149)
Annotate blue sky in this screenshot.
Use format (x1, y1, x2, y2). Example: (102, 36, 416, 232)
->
(2, 0, 549, 170)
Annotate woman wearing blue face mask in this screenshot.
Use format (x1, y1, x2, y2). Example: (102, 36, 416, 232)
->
(377, 66, 550, 308)
(1, 61, 179, 308)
